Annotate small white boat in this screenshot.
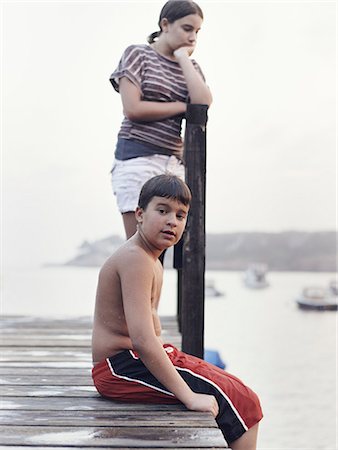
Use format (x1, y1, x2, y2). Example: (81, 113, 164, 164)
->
(328, 280, 338, 297)
(205, 279, 224, 297)
(296, 286, 338, 311)
(243, 264, 269, 289)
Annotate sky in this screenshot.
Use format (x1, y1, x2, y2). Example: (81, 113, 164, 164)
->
(1, 0, 336, 267)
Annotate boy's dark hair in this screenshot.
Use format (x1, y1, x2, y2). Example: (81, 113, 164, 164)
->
(138, 174, 192, 210)
(148, 0, 203, 44)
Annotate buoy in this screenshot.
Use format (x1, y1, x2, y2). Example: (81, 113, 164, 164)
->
(204, 349, 226, 369)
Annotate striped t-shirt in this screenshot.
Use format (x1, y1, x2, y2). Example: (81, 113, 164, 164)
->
(110, 44, 205, 159)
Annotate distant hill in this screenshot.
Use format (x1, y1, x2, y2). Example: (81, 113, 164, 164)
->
(64, 235, 124, 267)
(65, 231, 337, 272)
(64, 231, 337, 272)
(205, 231, 336, 271)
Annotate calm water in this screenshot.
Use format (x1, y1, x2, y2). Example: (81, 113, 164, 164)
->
(2, 266, 337, 450)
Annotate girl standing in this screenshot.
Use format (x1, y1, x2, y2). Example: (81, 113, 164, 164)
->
(110, 0, 212, 239)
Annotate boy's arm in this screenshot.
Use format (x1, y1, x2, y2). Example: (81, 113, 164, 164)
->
(119, 254, 218, 417)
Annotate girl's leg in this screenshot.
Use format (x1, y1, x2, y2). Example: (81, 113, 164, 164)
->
(122, 212, 137, 239)
(230, 423, 259, 450)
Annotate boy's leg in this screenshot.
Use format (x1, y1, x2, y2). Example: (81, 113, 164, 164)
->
(230, 423, 259, 450)
(92, 346, 262, 447)
(166, 346, 263, 447)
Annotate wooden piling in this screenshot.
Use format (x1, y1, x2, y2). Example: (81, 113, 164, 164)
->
(180, 104, 208, 359)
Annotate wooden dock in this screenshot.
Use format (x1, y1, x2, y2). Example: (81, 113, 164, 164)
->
(0, 315, 227, 449)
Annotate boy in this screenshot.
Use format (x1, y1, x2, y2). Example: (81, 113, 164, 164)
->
(92, 174, 262, 450)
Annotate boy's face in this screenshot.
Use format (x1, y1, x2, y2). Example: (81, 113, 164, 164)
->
(136, 196, 189, 250)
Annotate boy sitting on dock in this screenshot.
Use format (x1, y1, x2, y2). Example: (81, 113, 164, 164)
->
(92, 174, 262, 450)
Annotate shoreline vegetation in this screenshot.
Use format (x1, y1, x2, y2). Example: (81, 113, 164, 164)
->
(58, 231, 336, 272)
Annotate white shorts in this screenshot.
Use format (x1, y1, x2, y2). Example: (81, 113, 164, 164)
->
(111, 155, 185, 213)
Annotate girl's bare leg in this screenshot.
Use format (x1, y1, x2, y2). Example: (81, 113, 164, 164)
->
(122, 212, 137, 239)
(230, 423, 259, 450)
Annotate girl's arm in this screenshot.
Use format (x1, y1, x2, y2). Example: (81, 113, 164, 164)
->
(174, 47, 213, 106)
(119, 77, 187, 122)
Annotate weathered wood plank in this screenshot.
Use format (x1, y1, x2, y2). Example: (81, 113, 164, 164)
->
(0, 367, 92, 376)
(1, 385, 97, 396)
(0, 447, 216, 450)
(0, 374, 92, 385)
(0, 337, 91, 347)
(0, 348, 92, 362)
(1, 396, 187, 411)
(1, 328, 91, 335)
(0, 410, 216, 427)
(0, 338, 181, 348)
(0, 361, 91, 368)
(0, 316, 177, 328)
(0, 426, 226, 448)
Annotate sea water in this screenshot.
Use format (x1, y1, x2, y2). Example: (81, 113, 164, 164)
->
(2, 266, 337, 450)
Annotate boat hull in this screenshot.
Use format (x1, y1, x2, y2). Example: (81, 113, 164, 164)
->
(296, 300, 338, 311)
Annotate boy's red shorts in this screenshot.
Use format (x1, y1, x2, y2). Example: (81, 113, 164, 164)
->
(92, 344, 263, 444)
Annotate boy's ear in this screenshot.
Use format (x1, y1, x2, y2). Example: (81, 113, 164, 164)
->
(135, 207, 143, 223)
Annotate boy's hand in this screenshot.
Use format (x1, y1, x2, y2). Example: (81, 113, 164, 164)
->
(185, 393, 219, 418)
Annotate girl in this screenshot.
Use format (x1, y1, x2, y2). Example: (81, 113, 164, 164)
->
(110, 0, 212, 239)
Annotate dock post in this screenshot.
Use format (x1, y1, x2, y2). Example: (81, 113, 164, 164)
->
(180, 104, 208, 359)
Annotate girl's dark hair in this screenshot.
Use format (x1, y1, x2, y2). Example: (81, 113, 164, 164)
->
(147, 0, 203, 44)
(138, 174, 192, 210)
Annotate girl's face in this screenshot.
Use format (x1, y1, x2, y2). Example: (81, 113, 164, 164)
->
(161, 13, 203, 53)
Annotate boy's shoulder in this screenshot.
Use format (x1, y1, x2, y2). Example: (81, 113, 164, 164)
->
(101, 237, 156, 275)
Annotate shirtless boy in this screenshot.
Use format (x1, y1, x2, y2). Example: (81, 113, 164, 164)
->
(92, 174, 262, 450)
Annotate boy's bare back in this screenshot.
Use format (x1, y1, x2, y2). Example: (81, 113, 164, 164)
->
(92, 236, 163, 364)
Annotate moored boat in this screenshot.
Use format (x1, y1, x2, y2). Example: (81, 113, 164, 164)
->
(296, 286, 338, 311)
(328, 279, 338, 297)
(243, 264, 269, 289)
(205, 279, 224, 297)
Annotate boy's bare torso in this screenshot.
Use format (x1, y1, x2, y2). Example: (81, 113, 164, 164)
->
(91, 237, 163, 365)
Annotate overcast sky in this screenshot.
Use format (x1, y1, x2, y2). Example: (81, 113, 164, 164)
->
(2, 0, 336, 267)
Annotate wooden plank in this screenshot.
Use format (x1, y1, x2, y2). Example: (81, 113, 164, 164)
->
(0, 361, 91, 368)
(0, 367, 92, 376)
(0, 338, 181, 349)
(0, 426, 226, 448)
(0, 410, 216, 427)
(1, 396, 188, 411)
(0, 447, 217, 450)
(0, 374, 92, 385)
(0, 316, 177, 328)
(1, 385, 97, 397)
(0, 348, 92, 362)
(0, 337, 91, 347)
(1, 328, 91, 335)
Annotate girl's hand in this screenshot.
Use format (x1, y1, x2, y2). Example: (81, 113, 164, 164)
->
(184, 392, 219, 418)
(173, 46, 195, 60)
